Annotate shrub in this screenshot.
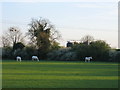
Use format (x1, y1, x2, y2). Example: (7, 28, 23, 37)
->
(115, 51, 120, 62)
(47, 48, 77, 61)
(2, 47, 13, 60)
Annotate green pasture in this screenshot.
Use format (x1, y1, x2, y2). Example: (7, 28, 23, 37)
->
(2, 60, 119, 88)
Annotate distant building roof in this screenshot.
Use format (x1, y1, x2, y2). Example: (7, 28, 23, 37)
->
(66, 41, 73, 47)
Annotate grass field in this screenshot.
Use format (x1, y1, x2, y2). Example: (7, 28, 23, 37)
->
(2, 60, 119, 88)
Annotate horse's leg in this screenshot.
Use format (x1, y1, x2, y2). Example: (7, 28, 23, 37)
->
(37, 58, 39, 61)
(37, 57, 39, 61)
(89, 60, 90, 62)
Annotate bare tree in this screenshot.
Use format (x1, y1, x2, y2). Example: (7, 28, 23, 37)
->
(2, 27, 25, 47)
(2, 36, 11, 47)
(81, 35, 94, 45)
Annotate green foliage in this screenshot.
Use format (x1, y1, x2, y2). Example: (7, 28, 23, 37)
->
(72, 43, 91, 60)
(109, 50, 120, 62)
(22, 46, 38, 60)
(72, 40, 111, 61)
(50, 41, 61, 51)
(2, 47, 13, 59)
(115, 52, 120, 62)
(90, 40, 111, 61)
(13, 42, 25, 50)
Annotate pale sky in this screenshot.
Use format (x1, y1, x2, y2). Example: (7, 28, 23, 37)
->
(1, 0, 118, 48)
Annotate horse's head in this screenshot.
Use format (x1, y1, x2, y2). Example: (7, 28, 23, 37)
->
(90, 57, 92, 59)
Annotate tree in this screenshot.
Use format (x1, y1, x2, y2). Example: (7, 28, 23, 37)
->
(2, 27, 25, 59)
(27, 17, 61, 59)
(115, 51, 120, 62)
(71, 43, 91, 60)
(2, 47, 13, 59)
(81, 35, 94, 45)
(90, 40, 111, 61)
(50, 41, 61, 51)
(2, 36, 11, 47)
(2, 27, 24, 48)
(72, 40, 111, 61)
(13, 42, 25, 50)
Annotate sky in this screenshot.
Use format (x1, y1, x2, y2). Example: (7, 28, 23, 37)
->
(1, 0, 118, 48)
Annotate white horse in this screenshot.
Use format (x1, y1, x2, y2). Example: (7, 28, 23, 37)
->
(85, 57, 92, 62)
(16, 56, 22, 62)
(32, 56, 39, 61)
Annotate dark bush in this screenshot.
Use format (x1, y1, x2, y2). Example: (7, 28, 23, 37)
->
(2, 47, 13, 60)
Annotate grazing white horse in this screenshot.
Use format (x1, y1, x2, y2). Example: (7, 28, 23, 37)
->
(85, 57, 92, 62)
(16, 56, 22, 62)
(32, 56, 39, 61)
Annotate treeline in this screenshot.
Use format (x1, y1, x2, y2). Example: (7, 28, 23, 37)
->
(1, 17, 120, 62)
(2, 40, 120, 62)
(48, 41, 120, 62)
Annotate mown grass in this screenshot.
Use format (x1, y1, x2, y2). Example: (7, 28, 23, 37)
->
(2, 60, 119, 88)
